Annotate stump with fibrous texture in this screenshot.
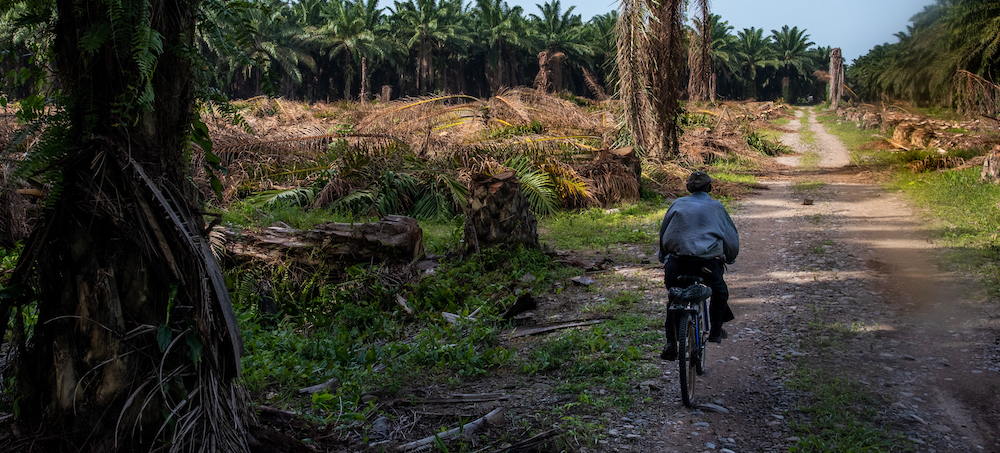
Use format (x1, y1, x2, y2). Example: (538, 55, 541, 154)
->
(981, 146, 1000, 184)
(463, 171, 539, 255)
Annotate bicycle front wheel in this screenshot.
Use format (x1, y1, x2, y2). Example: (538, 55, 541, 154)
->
(677, 313, 697, 407)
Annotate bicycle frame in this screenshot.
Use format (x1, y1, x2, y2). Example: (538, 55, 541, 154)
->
(667, 275, 712, 407)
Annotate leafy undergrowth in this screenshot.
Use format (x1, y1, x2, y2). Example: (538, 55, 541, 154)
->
(226, 191, 716, 449)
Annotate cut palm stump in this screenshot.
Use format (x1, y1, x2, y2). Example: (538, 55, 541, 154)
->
(463, 171, 539, 254)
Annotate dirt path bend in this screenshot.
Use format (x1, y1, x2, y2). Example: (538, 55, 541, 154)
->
(630, 107, 1000, 453)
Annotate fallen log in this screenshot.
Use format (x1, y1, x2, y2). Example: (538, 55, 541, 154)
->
(396, 407, 504, 451)
(506, 319, 608, 338)
(217, 215, 424, 266)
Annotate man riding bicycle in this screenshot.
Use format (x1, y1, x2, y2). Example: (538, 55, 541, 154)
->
(658, 171, 739, 361)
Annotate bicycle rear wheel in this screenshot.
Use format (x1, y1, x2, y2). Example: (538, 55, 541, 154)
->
(677, 313, 697, 407)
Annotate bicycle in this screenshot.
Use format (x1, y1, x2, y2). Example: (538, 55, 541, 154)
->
(667, 275, 712, 407)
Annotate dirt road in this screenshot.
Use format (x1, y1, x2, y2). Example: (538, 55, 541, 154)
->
(624, 108, 1000, 452)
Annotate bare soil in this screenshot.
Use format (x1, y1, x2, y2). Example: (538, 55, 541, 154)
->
(619, 109, 1000, 452)
(293, 108, 1000, 452)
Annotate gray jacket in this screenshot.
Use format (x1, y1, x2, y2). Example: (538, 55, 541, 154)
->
(657, 191, 739, 263)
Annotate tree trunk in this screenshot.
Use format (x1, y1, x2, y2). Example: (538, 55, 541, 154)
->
(536, 50, 552, 92)
(360, 56, 369, 102)
(980, 145, 1000, 184)
(687, 0, 711, 102)
(344, 51, 353, 101)
(829, 47, 844, 110)
(463, 171, 539, 255)
(7, 1, 250, 451)
(550, 51, 565, 93)
(218, 215, 424, 266)
(646, 0, 685, 158)
(418, 37, 432, 95)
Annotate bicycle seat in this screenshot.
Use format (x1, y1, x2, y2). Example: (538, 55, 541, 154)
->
(668, 284, 712, 303)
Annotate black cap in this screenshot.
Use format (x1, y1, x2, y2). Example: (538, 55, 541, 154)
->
(686, 171, 712, 193)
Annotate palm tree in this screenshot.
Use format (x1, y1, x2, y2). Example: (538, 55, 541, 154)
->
(950, 0, 1000, 75)
(391, 0, 472, 94)
(202, 0, 315, 99)
(735, 27, 776, 100)
(807, 44, 832, 102)
(311, 0, 391, 101)
(3, 0, 249, 450)
(582, 10, 618, 99)
(877, 3, 954, 104)
(687, 0, 711, 102)
(703, 14, 740, 100)
(615, 0, 653, 152)
(473, 0, 528, 94)
(770, 25, 814, 102)
(646, 0, 686, 157)
(529, 0, 593, 93)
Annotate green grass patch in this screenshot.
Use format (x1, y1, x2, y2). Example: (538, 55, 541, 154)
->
(786, 368, 914, 453)
(233, 244, 571, 411)
(792, 180, 826, 193)
(814, 110, 887, 166)
(222, 199, 362, 230)
(539, 201, 666, 250)
(516, 313, 662, 441)
(888, 167, 1000, 296)
(770, 116, 792, 127)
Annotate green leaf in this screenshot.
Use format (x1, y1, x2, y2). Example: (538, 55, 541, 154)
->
(190, 116, 215, 156)
(186, 333, 204, 367)
(156, 325, 172, 353)
(79, 21, 112, 54)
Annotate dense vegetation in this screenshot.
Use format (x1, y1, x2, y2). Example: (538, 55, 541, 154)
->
(2, 0, 836, 104)
(1, 0, 998, 451)
(847, 0, 999, 113)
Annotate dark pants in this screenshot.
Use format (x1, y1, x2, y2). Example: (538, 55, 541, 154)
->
(663, 256, 735, 341)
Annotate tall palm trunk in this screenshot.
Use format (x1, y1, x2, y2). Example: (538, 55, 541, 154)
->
(829, 47, 843, 109)
(8, 0, 250, 451)
(418, 34, 432, 94)
(360, 55, 369, 101)
(646, 0, 685, 158)
(687, 0, 711, 102)
(344, 51, 354, 100)
(616, 0, 655, 154)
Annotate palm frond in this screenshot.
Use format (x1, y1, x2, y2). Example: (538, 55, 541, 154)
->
(502, 156, 558, 216)
(542, 161, 595, 209)
(246, 187, 316, 207)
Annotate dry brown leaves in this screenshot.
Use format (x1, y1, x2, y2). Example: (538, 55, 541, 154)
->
(193, 95, 776, 208)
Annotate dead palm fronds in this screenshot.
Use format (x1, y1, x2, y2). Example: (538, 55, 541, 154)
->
(954, 69, 1000, 118)
(615, 0, 655, 155)
(488, 88, 532, 125)
(579, 158, 640, 206)
(581, 67, 609, 101)
(687, 0, 712, 102)
(542, 160, 597, 208)
(647, 0, 687, 158)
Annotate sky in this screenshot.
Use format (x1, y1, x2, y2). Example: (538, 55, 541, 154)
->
(506, 0, 935, 63)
